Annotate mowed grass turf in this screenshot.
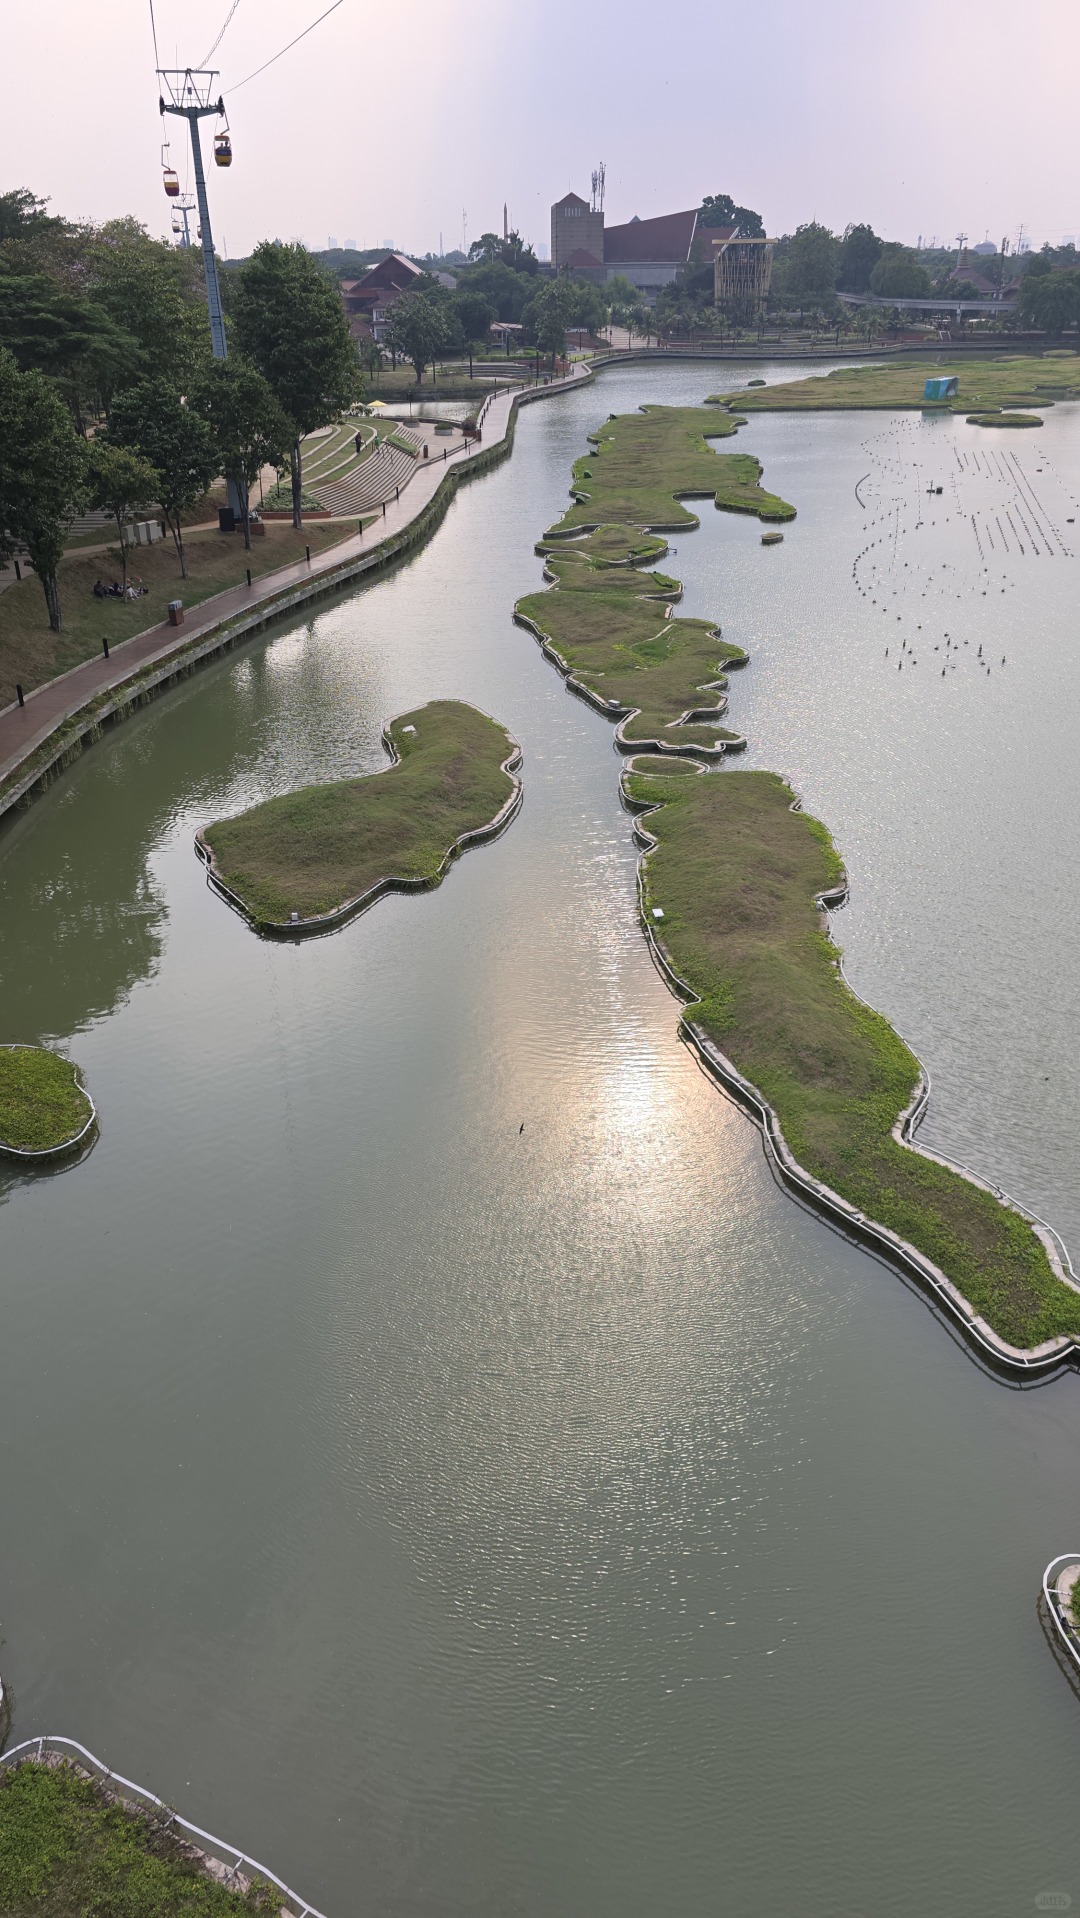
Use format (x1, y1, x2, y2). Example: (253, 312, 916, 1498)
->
(514, 400, 793, 756)
(707, 353, 1080, 414)
(0, 1045, 92, 1152)
(0, 1760, 277, 1918)
(517, 535, 746, 753)
(200, 700, 519, 928)
(550, 404, 795, 535)
(625, 764, 1076, 1350)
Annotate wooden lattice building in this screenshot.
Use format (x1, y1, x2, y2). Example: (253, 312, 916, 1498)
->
(709, 229, 776, 314)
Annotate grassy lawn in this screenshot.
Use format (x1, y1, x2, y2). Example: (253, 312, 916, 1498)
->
(548, 405, 795, 536)
(0, 521, 355, 710)
(707, 353, 1080, 413)
(513, 400, 792, 757)
(200, 699, 519, 928)
(517, 529, 746, 753)
(366, 363, 498, 401)
(626, 764, 1077, 1350)
(0, 1760, 278, 1917)
(0, 1045, 92, 1152)
(967, 411, 1043, 427)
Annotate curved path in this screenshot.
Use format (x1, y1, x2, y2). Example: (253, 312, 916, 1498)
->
(0, 368, 593, 822)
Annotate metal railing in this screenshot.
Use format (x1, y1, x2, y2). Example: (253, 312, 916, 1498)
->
(0, 1735, 329, 1918)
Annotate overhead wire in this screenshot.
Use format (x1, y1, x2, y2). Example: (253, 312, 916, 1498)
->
(148, 0, 160, 70)
(200, 0, 242, 67)
(228, 0, 344, 93)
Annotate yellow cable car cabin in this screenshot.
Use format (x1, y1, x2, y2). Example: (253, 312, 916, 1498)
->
(213, 133, 232, 168)
(163, 168, 180, 198)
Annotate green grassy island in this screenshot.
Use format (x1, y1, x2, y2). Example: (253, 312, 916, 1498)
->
(0, 1045, 94, 1156)
(0, 1759, 276, 1917)
(624, 763, 1078, 1352)
(706, 353, 1080, 415)
(515, 405, 793, 757)
(199, 699, 521, 932)
(966, 411, 1043, 427)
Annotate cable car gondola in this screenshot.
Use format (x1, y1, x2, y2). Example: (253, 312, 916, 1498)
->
(213, 132, 232, 168)
(171, 213, 182, 234)
(163, 167, 180, 198)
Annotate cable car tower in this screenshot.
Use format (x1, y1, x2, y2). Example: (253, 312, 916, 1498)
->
(157, 69, 232, 358)
(170, 196, 198, 249)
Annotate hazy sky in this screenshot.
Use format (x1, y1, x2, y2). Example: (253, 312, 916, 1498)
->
(4, 0, 1077, 258)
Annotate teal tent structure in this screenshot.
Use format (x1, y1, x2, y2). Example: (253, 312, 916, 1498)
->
(924, 376, 959, 400)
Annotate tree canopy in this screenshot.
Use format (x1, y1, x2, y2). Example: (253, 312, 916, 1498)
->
(869, 244, 931, 299)
(234, 239, 362, 526)
(699, 193, 765, 239)
(384, 291, 451, 384)
(109, 379, 218, 578)
(837, 224, 883, 293)
(1019, 268, 1080, 335)
(0, 348, 87, 630)
(194, 358, 293, 549)
(773, 223, 841, 307)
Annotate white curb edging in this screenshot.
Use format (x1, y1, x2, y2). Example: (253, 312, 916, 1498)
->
(0, 1045, 97, 1162)
(624, 772, 1080, 1380)
(0, 1735, 329, 1918)
(195, 716, 523, 938)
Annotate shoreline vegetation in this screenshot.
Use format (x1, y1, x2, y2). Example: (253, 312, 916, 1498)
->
(0, 1044, 94, 1156)
(624, 765, 1075, 1351)
(0, 1759, 277, 1917)
(705, 353, 1080, 414)
(198, 700, 521, 933)
(515, 406, 793, 757)
(523, 399, 1077, 1357)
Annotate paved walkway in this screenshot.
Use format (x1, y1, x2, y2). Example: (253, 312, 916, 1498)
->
(0, 366, 593, 799)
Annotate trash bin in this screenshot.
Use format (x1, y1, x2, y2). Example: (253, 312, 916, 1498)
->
(168, 600, 184, 627)
(218, 506, 236, 533)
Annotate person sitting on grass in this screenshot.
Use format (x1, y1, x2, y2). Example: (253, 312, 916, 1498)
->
(93, 578, 107, 598)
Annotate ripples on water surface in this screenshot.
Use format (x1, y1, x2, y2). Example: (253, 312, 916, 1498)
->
(1, 363, 1080, 1917)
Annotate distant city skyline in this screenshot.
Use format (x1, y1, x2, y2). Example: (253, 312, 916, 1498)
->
(3, 0, 1076, 259)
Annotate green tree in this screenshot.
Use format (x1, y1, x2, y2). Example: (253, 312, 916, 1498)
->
(234, 240, 363, 529)
(384, 291, 450, 385)
(109, 379, 217, 579)
(0, 188, 64, 244)
(0, 348, 87, 630)
(86, 218, 208, 393)
(837, 223, 883, 293)
(453, 287, 495, 344)
(194, 358, 293, 550)
(86, 441, 159, 592)
(0, 262, 135, 426)
(699, 193, 765, 239)
(455, 259, 535, 322)
(521, 282, 576, 366)
(776, 223, 841, 306)
(1019, 268, 1080, 334)
(869, 245, 931, 299)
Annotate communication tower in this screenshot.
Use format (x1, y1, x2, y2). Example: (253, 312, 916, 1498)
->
(590, 163, 606, 215)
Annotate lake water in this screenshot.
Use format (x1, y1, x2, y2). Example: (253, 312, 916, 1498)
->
(2, 361, 1080, 1917)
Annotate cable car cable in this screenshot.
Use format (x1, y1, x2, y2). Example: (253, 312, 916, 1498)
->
(228, 0, 344, 93)
(147, 0, 160, 69)
(200, 0, 242, 68)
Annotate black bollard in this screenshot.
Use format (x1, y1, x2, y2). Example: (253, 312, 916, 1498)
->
(102, 636, 110, 659)
(16, 683, 24, 707)
(14, 560, 21, 581)
(305, 545, 310, 563)
(358, 519, 363, 535)
(246, 568, 251, 587)
(382, 501, 386, 516)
